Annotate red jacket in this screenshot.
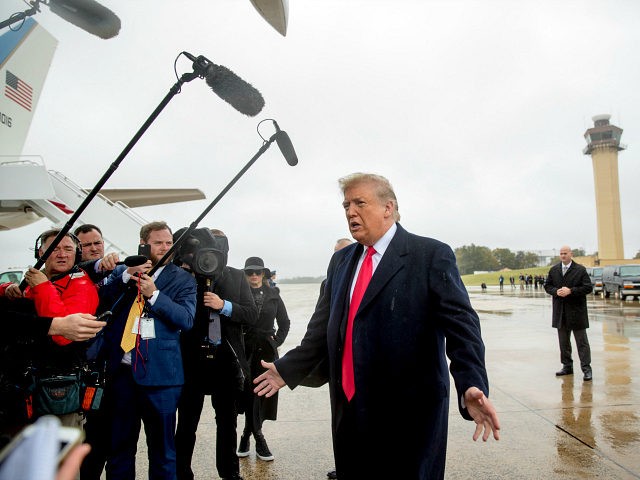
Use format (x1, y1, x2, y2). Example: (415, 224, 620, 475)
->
(1, 269, 99, 345)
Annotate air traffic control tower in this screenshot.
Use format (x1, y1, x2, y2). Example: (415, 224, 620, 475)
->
(583, 114, 626, 261)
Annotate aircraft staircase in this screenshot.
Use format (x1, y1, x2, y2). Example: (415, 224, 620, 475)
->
(0, 157, 146, 257)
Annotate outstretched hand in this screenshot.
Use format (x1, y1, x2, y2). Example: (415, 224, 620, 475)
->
(464, 387, 500, 441)
(253, 360, 286, 398)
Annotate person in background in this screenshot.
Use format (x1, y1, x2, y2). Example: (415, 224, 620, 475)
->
(544, 245, 593, 381)
(75, 224, 118, 480)
(253, 173, 499, 480)
(74, 224, 105, 261)
(74, 224, 125, 287)
(237, 257, 290, 461)
(267, 270, 277, 288)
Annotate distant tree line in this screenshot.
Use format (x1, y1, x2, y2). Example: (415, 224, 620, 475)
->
(278, 276, 324, 284)
(454, 245, 541, 275)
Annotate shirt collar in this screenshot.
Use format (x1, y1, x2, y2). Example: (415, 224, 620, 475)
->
(371, 222, 397, 257)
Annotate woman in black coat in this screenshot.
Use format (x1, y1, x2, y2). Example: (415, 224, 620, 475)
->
(237, 257, 290, 461)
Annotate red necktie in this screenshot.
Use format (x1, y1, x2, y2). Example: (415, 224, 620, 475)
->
(342, 246, 376, 401)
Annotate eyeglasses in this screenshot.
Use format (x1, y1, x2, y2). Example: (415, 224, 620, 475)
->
(245, 270, 263, 276)
(81, 241, 104, 248)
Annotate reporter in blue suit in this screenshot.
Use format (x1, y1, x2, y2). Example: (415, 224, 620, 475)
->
(254, 173, 500, 480)
(100, 221, 197, 480)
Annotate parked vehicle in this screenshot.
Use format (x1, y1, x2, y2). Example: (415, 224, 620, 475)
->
(602, 264, 640, 300)
(586, 266, 604, 295)
(0, 268, 27, 284)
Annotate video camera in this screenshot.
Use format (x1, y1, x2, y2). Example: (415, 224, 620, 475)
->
(172, 227, 228, 280)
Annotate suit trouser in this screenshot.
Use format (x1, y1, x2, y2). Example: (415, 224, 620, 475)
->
(557, 327, 591, 373)
(106, 365, 182, 480)
(175, 372, 239, 479)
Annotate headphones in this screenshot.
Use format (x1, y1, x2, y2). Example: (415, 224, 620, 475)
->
(34, 230, 83, 266)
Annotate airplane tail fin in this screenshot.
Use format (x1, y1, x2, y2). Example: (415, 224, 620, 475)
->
(0, 18, 58, 155)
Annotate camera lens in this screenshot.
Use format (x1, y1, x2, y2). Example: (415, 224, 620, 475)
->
(195, 249, 220, 276)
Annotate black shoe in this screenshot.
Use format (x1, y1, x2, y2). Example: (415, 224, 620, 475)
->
(254, 433, 274, 461)
(555, 367, 573, 376)
(583, 371, 593, 381)
(237, 432, 250, 458)
(327, 470, 338, 479)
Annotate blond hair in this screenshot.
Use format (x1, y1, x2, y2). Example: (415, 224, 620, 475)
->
(338, 173, 400, 221)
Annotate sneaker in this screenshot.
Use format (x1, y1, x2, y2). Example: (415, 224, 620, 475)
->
(237, 432, 250, 458)
(254, 433, 274, 461)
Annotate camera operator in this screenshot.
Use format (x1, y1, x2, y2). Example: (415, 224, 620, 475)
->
(0, 229, 99, 431)
(174, 228, 258, 480)
(97, 221, 197, 480)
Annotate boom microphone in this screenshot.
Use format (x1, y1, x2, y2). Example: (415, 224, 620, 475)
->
(182, 52, 265, 116)
(48, 0, 121, 39)
(272, 120, 299, 166)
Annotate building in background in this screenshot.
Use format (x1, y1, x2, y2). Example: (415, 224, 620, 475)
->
(583, 114, 627, 264)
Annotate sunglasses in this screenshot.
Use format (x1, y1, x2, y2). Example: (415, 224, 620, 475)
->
(245, 269, 263, 276)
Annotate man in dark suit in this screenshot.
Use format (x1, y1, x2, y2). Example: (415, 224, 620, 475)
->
(99, 221, 197, 480)
(254, 173, 500, 480)
(544, 245, 593, 381)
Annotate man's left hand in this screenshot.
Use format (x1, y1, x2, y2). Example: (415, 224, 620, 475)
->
(464, 386, 501, 441)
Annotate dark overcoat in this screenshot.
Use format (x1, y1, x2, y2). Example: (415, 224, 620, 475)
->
(244, 285, 290, 423)
(275, 224, 489, 480)
(544, 262, 592, 330)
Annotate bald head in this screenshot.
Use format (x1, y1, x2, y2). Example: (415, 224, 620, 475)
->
(559, 245, 572, 265)
(334, 238, 353, 252)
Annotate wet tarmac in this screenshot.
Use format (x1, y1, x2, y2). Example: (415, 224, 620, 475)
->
(131, 284, 640, 479)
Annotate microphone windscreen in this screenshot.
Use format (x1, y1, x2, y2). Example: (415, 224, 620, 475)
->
(275, 130, 299, 166)
(205, 64, 265, 117)
(48, 0, 121, 39)
(123, 255, 148, 267)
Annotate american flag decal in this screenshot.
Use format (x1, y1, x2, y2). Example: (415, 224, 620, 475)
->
(5, 71, 33, 111)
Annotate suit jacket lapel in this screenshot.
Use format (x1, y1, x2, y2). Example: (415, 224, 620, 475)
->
(357, 224, 407, 314)
(334, 244, 363, 341)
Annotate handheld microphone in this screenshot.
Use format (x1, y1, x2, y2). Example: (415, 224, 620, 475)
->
(272, 121, 299, 166)
(117, 255, 148, 267)
(182, 52, 265, 117)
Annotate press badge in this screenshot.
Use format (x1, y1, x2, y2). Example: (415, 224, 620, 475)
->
(133, 314, 156, 339)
